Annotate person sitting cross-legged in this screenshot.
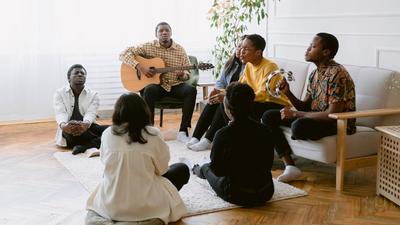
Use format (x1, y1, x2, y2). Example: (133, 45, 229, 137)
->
(192, 82, 275, 207)
(261, 33, 356, 182)
(86, 93, 189, 225)
(53, 64, 108, 155)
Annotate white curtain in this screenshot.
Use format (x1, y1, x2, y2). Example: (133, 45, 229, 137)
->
(0, 0, 265, 122)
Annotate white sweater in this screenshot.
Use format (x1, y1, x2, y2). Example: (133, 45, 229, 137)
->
(86, 126, 186, 224)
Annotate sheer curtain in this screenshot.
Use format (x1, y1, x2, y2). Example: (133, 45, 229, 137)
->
(0, 0, 265, 122)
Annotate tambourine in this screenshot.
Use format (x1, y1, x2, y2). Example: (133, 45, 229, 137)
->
(265, 69, 294, 98)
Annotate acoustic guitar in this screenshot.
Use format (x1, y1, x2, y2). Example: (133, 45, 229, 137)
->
(120, 55, 214, 92)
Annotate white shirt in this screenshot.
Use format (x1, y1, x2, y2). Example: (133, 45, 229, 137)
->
(86, 126, 186, 224)
(53, 85, 99, 146)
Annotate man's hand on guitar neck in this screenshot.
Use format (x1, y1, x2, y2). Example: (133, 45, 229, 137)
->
(136, 63, 156, 78)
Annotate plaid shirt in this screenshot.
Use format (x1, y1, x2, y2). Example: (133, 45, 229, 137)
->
(119, 40, 191, 92)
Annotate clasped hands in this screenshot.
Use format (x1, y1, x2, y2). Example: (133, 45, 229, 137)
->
(61, 120, 90, 136)
(208, 88, 226, 105)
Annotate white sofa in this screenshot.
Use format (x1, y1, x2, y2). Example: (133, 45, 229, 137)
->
(271, 58, 400, 191)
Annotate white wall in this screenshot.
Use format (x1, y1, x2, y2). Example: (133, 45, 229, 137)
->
(266, 0, 400, 71)
(0, 0, 266, 122)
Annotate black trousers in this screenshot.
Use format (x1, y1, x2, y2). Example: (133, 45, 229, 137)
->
(192, 103, 225, 140)
(62, 123, 108, 149)
(261, 109, 337, 157)
(200, 163, 274, 206)
(162, 163, 190, 191)
(142, 83, 197, 131)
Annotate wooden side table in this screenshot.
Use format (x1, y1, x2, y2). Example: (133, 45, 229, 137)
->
(375, 126, 400, 206)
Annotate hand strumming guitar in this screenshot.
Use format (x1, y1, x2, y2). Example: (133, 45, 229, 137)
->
(136, 63, 156, 78)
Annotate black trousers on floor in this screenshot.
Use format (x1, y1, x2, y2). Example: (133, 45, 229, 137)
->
(62, 123, 108, 149)
(199, 163, 274, 207)
(162, 163, 190, 191)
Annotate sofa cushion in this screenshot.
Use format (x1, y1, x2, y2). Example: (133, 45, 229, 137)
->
(282, 126, 380, 163)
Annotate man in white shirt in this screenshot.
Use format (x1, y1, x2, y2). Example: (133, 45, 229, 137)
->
(53, 64, 108, 155)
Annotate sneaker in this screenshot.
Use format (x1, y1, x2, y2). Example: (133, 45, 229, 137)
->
(187, 138, 211, 151)
(72, 145, 87, 155)
(277, 165, 302, 182)
(186, 137, 200, 147)
(176, 131, 190, 144)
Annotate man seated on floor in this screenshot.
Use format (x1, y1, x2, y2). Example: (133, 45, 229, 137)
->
(53, 64, 108, 155)
(261, 33, 356, 182)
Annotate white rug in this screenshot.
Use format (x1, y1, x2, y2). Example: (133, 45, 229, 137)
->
(54, 140, 307, 217)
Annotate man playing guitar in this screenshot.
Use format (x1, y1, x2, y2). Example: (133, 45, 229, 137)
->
(119, 22, 196, 143)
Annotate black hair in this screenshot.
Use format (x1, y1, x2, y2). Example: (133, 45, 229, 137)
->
(245, 34, 266, 52)
(155, 22, 172, 35)
(223, 35, 247, 75)
(67, 64, 86, 79)
(111, 93, 154, 144)
(225, 82, 255, 120)
(316, 32, 339, 58)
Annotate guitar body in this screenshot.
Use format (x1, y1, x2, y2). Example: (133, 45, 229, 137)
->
(120, 56, 165, 92)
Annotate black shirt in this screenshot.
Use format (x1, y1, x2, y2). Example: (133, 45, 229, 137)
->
(210, 118, 275, 190)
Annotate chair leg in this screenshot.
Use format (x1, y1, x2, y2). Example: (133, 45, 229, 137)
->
(335, 119, 347, 191)
(160, 109, 163, 127)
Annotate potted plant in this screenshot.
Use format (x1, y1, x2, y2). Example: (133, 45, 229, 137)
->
(208, 0, 267, 77)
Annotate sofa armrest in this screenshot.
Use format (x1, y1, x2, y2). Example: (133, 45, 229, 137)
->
(197, 82, 215, 100)
(327, 107, 400, 191)
(328, 107, 400, 120)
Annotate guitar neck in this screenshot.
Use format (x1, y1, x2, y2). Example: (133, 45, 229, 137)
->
(154, 65, 196, 74)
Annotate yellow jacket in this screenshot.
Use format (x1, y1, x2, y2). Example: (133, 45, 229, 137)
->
(239, 58, 291, 107)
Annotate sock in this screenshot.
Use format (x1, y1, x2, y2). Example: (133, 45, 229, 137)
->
(192, 164, 206, 179)
(176, 131, 190, 144)
(186, 137, 200, 147)
(277, 165, 302, 182)
(188, 138, 211, 151)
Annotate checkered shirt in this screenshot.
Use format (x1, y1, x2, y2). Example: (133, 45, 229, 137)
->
(119, 40, 191, 92)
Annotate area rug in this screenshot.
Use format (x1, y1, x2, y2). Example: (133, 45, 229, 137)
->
(54, 140, 307, 217)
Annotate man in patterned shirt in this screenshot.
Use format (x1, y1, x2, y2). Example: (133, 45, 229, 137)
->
(120, 22, 197, 143)
(262, 33, 356, 182)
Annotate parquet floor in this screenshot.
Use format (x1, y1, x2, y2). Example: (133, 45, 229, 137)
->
(0, 112, 399, 225)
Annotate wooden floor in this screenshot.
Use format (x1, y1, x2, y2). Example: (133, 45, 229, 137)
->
(0, 112, 399, 225)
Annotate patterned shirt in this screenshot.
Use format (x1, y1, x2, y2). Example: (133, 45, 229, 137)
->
(307, 60, 356, 134)
(119, 40, 191, 92)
